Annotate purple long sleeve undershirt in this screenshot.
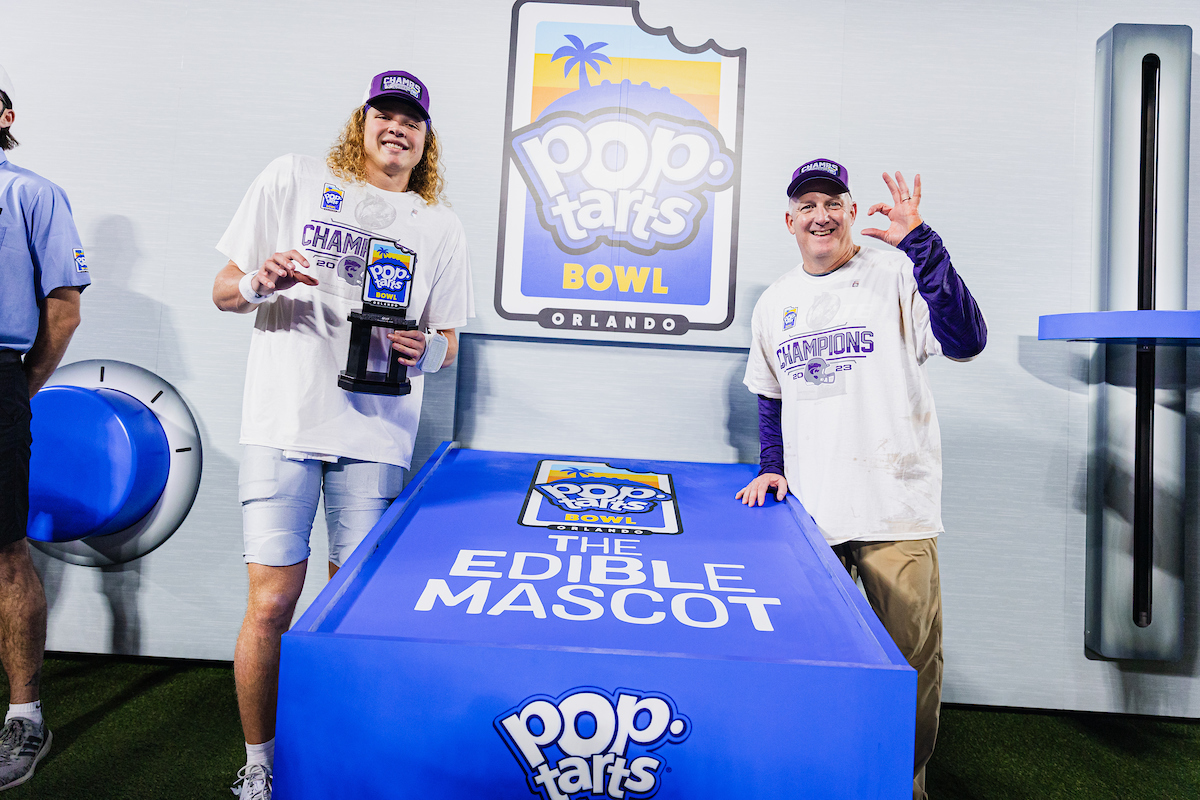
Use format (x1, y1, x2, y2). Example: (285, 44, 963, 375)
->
(897, 222, 987, 360)
(756, 223, 986, 476)
(757, 395, 784, 477)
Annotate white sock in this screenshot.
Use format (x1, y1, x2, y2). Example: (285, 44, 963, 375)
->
(6, 701, 42, 727)
(245, 738, 275, 771)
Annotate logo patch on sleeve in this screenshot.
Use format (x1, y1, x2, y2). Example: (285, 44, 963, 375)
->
(73, 249, 88, 272)
(321, 183, 345, 212)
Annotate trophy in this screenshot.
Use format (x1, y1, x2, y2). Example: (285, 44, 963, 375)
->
(338, 238, 419, 396)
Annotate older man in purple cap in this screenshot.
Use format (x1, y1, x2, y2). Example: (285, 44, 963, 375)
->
(736, 160, 986, 800)
(212, 70, 474, 799)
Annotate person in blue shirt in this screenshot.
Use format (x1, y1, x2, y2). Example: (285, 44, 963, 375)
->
(0, 64, 88, 791)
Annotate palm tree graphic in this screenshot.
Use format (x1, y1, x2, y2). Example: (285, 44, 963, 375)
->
(552, 35, 611, 90)
(558, 466, 597, 480)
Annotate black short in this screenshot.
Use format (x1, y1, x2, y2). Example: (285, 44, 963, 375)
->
(0, 351, 31, 548)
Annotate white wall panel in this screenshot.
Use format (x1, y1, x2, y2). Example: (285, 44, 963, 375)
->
(455, 336, 757, 463)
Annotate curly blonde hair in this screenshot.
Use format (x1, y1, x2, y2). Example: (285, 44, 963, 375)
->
(327, 105, 446, 205)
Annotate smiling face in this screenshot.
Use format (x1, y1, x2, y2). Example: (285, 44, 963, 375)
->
(786, 185, 857, 275)
(362, 99, 428, 191)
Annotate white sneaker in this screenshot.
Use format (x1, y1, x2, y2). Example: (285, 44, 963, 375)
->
(0, 718, 51, 791)
(230, 763, 271, 799)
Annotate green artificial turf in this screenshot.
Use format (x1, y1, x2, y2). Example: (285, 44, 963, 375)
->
(927, 704, 1200, 799)
(0, 654, 242, 798)
(1, 654, 1199, 798)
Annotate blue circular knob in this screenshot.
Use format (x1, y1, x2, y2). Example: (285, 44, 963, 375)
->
(27, 386, 170, 542)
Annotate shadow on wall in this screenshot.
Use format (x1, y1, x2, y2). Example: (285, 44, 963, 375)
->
(409, 362, 459, 479)
(727, 280, 768, 466)
(726, 357, 758, 464)
(452, 334, 487, 447)
(31, 552, 143, 656)
(74, 214, 185, 376)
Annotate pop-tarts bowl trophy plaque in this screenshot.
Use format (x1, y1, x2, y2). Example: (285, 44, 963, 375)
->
(338, 238, 419, 396)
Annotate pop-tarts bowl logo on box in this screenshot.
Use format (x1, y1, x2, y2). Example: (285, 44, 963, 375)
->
(496, 686, 690, 800)
(321, 183, 345, 212)
(520, 459, 682, 535)
(363, 238, 415, 309)
(496, 1, 746, 338)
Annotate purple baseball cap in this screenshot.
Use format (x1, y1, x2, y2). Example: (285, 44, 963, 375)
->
(787, 158, 850, 198)
(363, 70, 430, 122)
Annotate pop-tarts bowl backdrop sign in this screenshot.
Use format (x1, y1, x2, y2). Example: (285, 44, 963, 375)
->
(496, 0, 746, 339)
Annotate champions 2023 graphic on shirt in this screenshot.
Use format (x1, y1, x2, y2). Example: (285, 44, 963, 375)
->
(496, 0, 745, 338)
(520, 460, 682, 535)
(777, 292, 877, 388)
(496, 686, 690, 800)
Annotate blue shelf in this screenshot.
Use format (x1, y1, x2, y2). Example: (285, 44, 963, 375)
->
(1038, 310, 1200, 344)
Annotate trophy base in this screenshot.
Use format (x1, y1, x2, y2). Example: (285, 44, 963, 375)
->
(337, 371, 413, 396)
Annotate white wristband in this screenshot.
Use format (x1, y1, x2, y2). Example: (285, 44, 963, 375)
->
(239, 272, 271, 304)
(414, 330, 448, 374)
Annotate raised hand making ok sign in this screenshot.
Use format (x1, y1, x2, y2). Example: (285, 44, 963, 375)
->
(861, 171, 923, 247)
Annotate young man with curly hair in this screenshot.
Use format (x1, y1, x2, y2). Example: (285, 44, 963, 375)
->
(212, 70, 474, 800)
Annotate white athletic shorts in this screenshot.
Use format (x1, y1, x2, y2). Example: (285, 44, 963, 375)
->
(239, 445, 405, 568)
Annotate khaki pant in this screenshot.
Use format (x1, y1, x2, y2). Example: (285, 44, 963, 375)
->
(833, 538, 942, 800)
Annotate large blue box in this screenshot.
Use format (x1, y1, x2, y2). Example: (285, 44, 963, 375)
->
(276, 445, 915, 799)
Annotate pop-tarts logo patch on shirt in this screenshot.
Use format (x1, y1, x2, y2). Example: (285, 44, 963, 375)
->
(321, 184, 345, 212)
(73, 249, 88, 272)
(783, 307, 797, 330)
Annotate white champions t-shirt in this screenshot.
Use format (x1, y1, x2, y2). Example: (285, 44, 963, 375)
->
(217, 154, 475, 468)
(744, 245, 944, 546)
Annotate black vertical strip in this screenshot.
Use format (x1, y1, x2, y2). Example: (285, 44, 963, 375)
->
(1137, 55, 1160, 312)
(1132, 53, 1160, 629)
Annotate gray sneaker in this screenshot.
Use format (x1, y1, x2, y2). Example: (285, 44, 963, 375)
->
(0, 717, 51, 790)
(230, 763, 272, 799)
